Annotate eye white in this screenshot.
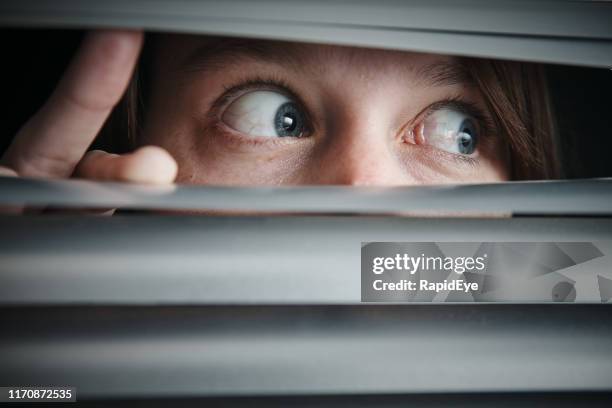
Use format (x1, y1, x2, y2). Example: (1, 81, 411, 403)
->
(422, 108, 478, 156)
(222, 91, 292, 137)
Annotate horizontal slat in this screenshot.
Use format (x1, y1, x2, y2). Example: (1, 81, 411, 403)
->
(0, 0, 611, 67)
(1, 176, 612, 215)
(54, 393, 612, 407)
(1, 215, 612, 304)
(1, 305, 611, 398)
(2, 0, 611, 39)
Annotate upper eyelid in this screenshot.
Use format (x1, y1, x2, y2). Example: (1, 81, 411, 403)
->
(418, 98, 496, 137)
(211, 79, 308, 116)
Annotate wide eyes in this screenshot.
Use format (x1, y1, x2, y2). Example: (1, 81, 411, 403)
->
(221, 91, 306, 138)
(220, 89, 480, 157)
(406, 108, 479, 156)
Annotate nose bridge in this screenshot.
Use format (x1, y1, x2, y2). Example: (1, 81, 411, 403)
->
(306, 75, 412, 186)
(314, 122, 406, 186)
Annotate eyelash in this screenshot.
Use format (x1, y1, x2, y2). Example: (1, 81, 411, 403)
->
(209, 77, 496, 161)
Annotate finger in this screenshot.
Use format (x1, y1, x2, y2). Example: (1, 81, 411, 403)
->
(74, 146, 178, 185)
(1, 30, 143, 178)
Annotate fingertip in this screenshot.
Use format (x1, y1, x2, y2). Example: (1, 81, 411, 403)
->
(120, 146, 178, 185)
(0, 167, 18, 177)
(84, 29, 144, 55)
(86, 30, 144, 65)
(59, 29, 145, 112)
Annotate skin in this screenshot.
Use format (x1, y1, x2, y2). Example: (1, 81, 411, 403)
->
(144, 34, 508, 186)
(0, 30, 509, 213)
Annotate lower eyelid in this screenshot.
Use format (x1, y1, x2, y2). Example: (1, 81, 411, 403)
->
(209, 121, 307, 150)
(405, 141, 481, 165)
(450, 153, 479, 167)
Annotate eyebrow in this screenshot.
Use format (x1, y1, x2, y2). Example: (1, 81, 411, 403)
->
(179, 37, 473, 88)
(415, 60, 473, 87)
(179, 38, 308, 74)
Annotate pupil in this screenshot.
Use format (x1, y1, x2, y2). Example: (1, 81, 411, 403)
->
(282, 115, 295, 131)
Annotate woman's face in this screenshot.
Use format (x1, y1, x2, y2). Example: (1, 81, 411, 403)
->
(142, 35, 510, 186)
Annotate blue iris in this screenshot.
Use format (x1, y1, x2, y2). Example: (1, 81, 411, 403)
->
(457, 119, 478, 155)
(274, 102, 304, 137)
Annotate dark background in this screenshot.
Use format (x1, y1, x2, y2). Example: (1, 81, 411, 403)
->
(2, 28, 612, 179)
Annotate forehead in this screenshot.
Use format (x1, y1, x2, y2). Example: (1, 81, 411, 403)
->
(152, 34, 467, 87)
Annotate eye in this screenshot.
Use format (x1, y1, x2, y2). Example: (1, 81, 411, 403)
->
(406, 107, 479, 156)
(221, 90, 306, 138)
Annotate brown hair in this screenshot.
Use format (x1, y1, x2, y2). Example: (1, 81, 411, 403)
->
(463, 59, 560, 179)
(98, 44, 561, 180)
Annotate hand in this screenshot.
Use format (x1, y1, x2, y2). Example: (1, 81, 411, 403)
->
(0, 30, 178, 212)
